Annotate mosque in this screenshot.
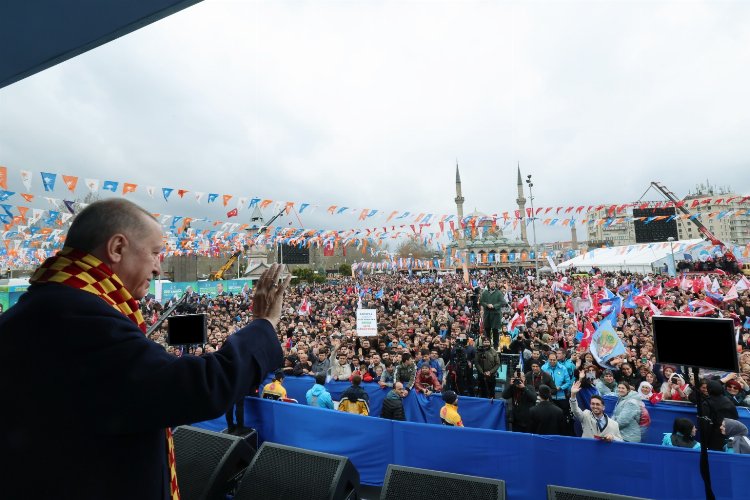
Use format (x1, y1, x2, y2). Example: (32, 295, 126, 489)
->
(447, 165, 535, 269)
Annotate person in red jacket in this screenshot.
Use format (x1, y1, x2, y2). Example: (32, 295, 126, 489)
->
(415, 363, 442, 395)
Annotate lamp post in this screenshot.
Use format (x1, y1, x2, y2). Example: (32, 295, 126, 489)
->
(525, 174, 539, 280)
(667, 236, 676, 277)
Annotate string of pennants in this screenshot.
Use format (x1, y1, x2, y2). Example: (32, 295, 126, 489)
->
(2, 166, 750, 231)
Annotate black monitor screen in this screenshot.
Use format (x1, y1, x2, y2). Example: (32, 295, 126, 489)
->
(167, 314, 207, 346)
(652, 316, 738, 372)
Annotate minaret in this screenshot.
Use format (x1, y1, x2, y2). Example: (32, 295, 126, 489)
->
(516, 163, 528, 243)
(571, 223, 579, 250)
(454, 163, 469, 284)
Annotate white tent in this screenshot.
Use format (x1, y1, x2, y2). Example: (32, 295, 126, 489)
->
(558, 239, 706, 274)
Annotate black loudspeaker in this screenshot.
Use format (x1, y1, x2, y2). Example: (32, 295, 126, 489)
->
(380, 465, 505, 500)
(547, 485, 648, 500)
(172, 426, 256, 500)
(234, 442, 360, 500)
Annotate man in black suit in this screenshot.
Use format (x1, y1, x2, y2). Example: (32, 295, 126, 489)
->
(0, 199, 288, 500)
(529, 385, 565, 435)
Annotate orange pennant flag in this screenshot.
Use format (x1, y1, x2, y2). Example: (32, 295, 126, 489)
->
(17, 206, 29, 219)
(122, 183, 137, 195)
(222, 194, 233, 206)
(260, 199, 273, 209)
(284, 202, 295, 214)
(358, 209, 368, 221)
(62, 175, 78, 192)
(386, 210, 398, 222)
(0, 165, 6, 189)
(21, 193, 34, 202)
(177, 189, 189, 198)
(327, 206, 337, 214)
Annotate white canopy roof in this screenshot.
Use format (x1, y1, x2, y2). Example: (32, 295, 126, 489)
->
(558, 239, 706, 273)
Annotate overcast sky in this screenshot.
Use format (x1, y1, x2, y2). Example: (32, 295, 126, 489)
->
(2, 0, 750, 244)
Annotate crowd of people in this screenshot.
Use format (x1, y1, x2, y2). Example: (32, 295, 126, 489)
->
(136, 261, 750, 453)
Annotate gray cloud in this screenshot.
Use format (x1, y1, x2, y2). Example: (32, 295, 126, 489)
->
(1, 0, 749, 244)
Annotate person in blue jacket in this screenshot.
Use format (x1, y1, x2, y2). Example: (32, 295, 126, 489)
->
(542, 351, 574, 435)
(306, 373, 334, 409)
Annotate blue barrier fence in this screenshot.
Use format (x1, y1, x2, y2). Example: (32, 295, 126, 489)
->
(273, 376, 506, 429)
(195, 397, 750, 499)
(239, 375, 750, 443)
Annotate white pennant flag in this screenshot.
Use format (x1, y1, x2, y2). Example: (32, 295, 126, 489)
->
(194, 192, 204, 204)
(85, 178, 99, 192)
(736, 276, 750, 291)
(711, 278, 720, 293)
(237, 197, 248, 210)
(724, 284, 739, 302)
(146, 186, 156, 198)
(44, 197, 61, 208)
(20, 170, 32, 191)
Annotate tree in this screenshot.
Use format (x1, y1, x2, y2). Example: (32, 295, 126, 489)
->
(394, 237, 435, 259)
(338, 263, 352, 276)
(292, 268, 326, 284)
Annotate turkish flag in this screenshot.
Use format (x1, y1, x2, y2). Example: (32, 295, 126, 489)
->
(227, 208, 238, 218)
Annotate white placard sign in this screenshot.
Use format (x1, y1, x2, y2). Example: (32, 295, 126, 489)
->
(356, 309, 378, 336)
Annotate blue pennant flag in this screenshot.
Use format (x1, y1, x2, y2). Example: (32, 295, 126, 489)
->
(207, 193, 219, 203)
(162, 188, 174, 201)
(41, 172, 57, 192)
(0, 190, 15, 201)
(375, 289, 384, 299)
(102, 180, 118, 192)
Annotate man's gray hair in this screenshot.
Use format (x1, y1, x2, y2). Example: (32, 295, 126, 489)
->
(65, 199, 158, 252)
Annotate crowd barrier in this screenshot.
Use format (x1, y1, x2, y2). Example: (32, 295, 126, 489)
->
(245, 375, 750, 444)
(271, 375, 506, 429)
(195, 397, 750, 499)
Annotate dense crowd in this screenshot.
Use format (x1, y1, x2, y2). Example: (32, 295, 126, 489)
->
(143, 264, 750, 452)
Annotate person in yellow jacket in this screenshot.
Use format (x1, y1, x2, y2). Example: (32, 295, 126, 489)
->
(440, 390, 464, 427)
(262, 370, 288, 400)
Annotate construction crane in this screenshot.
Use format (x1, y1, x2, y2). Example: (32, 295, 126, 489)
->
(649, 181, 737, 261)
(210, 206, 288, 280)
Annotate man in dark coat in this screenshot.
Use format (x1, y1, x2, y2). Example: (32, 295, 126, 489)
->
(480, 280, 508, 349)
(0, 199, 287, 500)
(501, 369, 537, 433)
(475, 336, 501, 398)
(381, 382, 409, 421)
(529, 385, 565, 435)
(525, 360, 556, 393)
(701, 379, 739, 451)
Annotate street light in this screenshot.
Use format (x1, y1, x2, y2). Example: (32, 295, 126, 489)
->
(667, 236, 676, 277)
(525, 174, 539, 280)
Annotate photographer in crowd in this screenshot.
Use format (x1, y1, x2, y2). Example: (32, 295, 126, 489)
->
(502, 368, 537, 433)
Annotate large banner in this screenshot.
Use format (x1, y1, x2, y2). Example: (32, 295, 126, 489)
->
(149, 279, 252, 302)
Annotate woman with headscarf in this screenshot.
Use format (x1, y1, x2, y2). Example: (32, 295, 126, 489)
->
(661, 417, 700, 449)
(663, 373, 692, 402)
(701, 379, 739, 451)
(721, 418, 750, 454)
(638, 381, 662, 404)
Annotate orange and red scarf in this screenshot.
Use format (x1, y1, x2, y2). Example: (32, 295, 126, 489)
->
(31, 247, 180, 499)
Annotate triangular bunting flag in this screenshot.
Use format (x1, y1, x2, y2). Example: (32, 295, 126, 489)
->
(85, 178, 99, 192)
(62, 175, 78, 192)
(41, 172, 57, 192)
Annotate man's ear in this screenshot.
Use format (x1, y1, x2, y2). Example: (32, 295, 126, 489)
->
(104, 233, 128, 264)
